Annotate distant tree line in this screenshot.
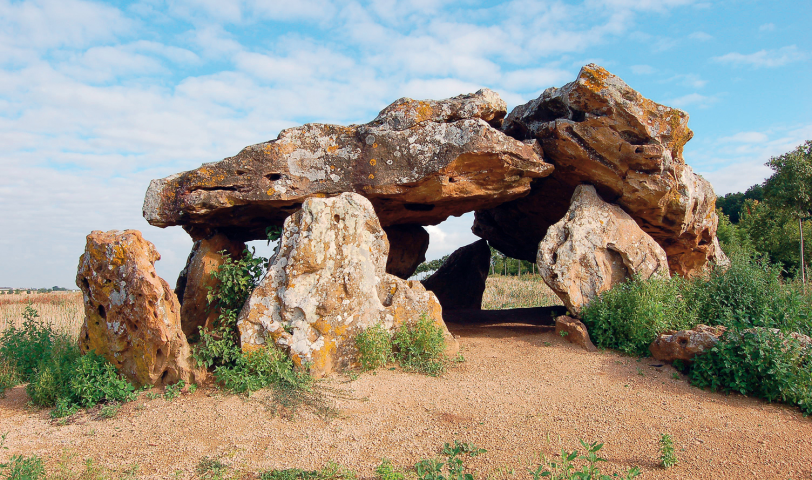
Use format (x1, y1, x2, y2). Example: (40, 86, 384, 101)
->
(0, 286, 69, 294)
(716, 140, 812, 282)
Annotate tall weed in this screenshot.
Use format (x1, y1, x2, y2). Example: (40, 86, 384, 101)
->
(355, 324, 393, 371)
(393, 315, 448, 376)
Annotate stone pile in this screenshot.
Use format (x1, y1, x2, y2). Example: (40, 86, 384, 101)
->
(76, 64, 728, 384)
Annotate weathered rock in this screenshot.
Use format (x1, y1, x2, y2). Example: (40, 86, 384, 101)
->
(175, 234, 246, 339)
(384, 224, 430, 279)
(76, 230, 201, 387)
(422, 239, 491, 310)
(649, 324, 726, 362)
(143, 89, 553, 241)
(476, 64, 724, 276)
(538, 184, 670, 316)
(555, 316, 597, 352)
(237, 193, 458, 377)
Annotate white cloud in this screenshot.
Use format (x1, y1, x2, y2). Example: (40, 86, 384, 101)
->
(759, 23, 776, 32)
(688, 31, 712, 41)
(668, 73, 707, 88)
(719, 132, 769, 144)
(630, 64, 656, 74)
(424, 213, 479, 262)
(713, 45, 808, 68)
(667, 92, 717, 109)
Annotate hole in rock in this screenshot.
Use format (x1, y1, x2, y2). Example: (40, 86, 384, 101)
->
(409, 213, 565, 338)
(404, 203, 435, 212)
(266, 173, 283, 181)
(97, 304, 106, 319)
(334, 214, 341, 223)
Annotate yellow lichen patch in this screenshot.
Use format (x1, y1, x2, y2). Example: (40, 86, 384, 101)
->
(370, 159, 377, 166)
(327, 145, 339, 153)
(580, 65, 611, 93)
(368, 174, 375, 180)
(266, 188, 275, 196)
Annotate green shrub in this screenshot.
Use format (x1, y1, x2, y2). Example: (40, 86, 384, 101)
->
(659, 434, 677, 468)
(393, 315, 448, 376)
(67, 351, 136, 408)
(1, 454, 46, 480)
(529, 440, 640, 480)
(692, 248, 812, 334)
(374, 459, 404, 480)
(689, 329, 812, 415)
(0, 358, 19, 398)
(26, 335, 81, 408)
(260, 462, 356, 480)
(581, 275, 696, 356)
(0, 303, 55, 381)
(415, 441, 485, 480)
(214, 346, 310, 395)
(355, 324, 393, 371)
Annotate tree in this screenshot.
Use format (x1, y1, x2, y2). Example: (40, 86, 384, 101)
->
(764, 140, 812, 284)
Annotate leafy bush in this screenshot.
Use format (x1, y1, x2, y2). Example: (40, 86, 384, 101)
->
(260, 462, 356, 480)
(215, 346, 310, 395)
(581, 275, 696, 356)
(415, 441, 485, 480)
(374, 459, 404, 480)
(355, 324, 393, 371)
(659, 434, 677, 469)
(692, 248, 812, 334)
(0, 304, 55, 381)
(689, 329, 812, 415)
(393, 315, 448, 376)
(0, 358, 19, 398)
(0, 454, 46, 480)
(529, 439, 640, 480)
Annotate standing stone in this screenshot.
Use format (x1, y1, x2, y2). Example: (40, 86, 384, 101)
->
(384, 224, 430, 279)
(237, 193, 457, 378)
(76, 230, 200, 387)
(538, 185, 670, 316)
(422, 239, 491, 310)
(175, 234, 246, 339)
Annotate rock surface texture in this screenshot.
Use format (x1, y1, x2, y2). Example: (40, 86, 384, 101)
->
(175, 234, 246, 339)
(555, 316, 597, 352)
(236, 193, 457, 377)
(76, 230, 200, 387)
(143, 89, 552, 241)
(649, 324, 726, 362)
(475, 64, 724, 276)
(422, 239, 491, 310)
(538, 184, 670, 316)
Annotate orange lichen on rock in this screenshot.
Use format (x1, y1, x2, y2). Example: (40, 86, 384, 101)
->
(76, 230, 203, 387)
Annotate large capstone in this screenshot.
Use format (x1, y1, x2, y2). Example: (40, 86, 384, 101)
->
(76, 230, 201, 387)
(143, 89, 552, 242)
(236, 192, 458, 377)
(475, 64, 724, 276)
(538, 185, 670, 316)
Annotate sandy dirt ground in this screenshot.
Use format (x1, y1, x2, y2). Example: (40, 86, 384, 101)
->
(1, 322, 810, 479)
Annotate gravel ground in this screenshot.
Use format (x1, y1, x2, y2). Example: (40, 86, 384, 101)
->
(1, 322, 810, 479)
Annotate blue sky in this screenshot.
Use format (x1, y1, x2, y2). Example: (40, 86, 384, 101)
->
(1, 0, 810, 288)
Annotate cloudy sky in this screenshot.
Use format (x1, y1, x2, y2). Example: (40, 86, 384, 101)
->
(1, 0, 810, 288)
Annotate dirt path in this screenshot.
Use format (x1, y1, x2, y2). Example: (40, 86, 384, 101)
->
(1, 322, 810, 479)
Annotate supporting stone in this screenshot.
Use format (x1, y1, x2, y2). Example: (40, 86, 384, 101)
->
(422, 239, 491, 311)
(237, 193, 458, 378)
(555, 316, 597, 352)
(76, 230, 202, 387)
(538, 184, 670, 316)
(384, 224, 430, 279)
(175, 234, 246, 340)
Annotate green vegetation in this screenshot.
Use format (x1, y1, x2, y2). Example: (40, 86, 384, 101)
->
(658, 434, 677, 469)
(529, 440, 640, 480)
(393, 314, 448, 376)
(261, 462, 357, 480)
(0, 303, 135, 417)
(689, 329, 812, 415)
(415, 441, 485, 480)
(355, 323, 394, 371)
